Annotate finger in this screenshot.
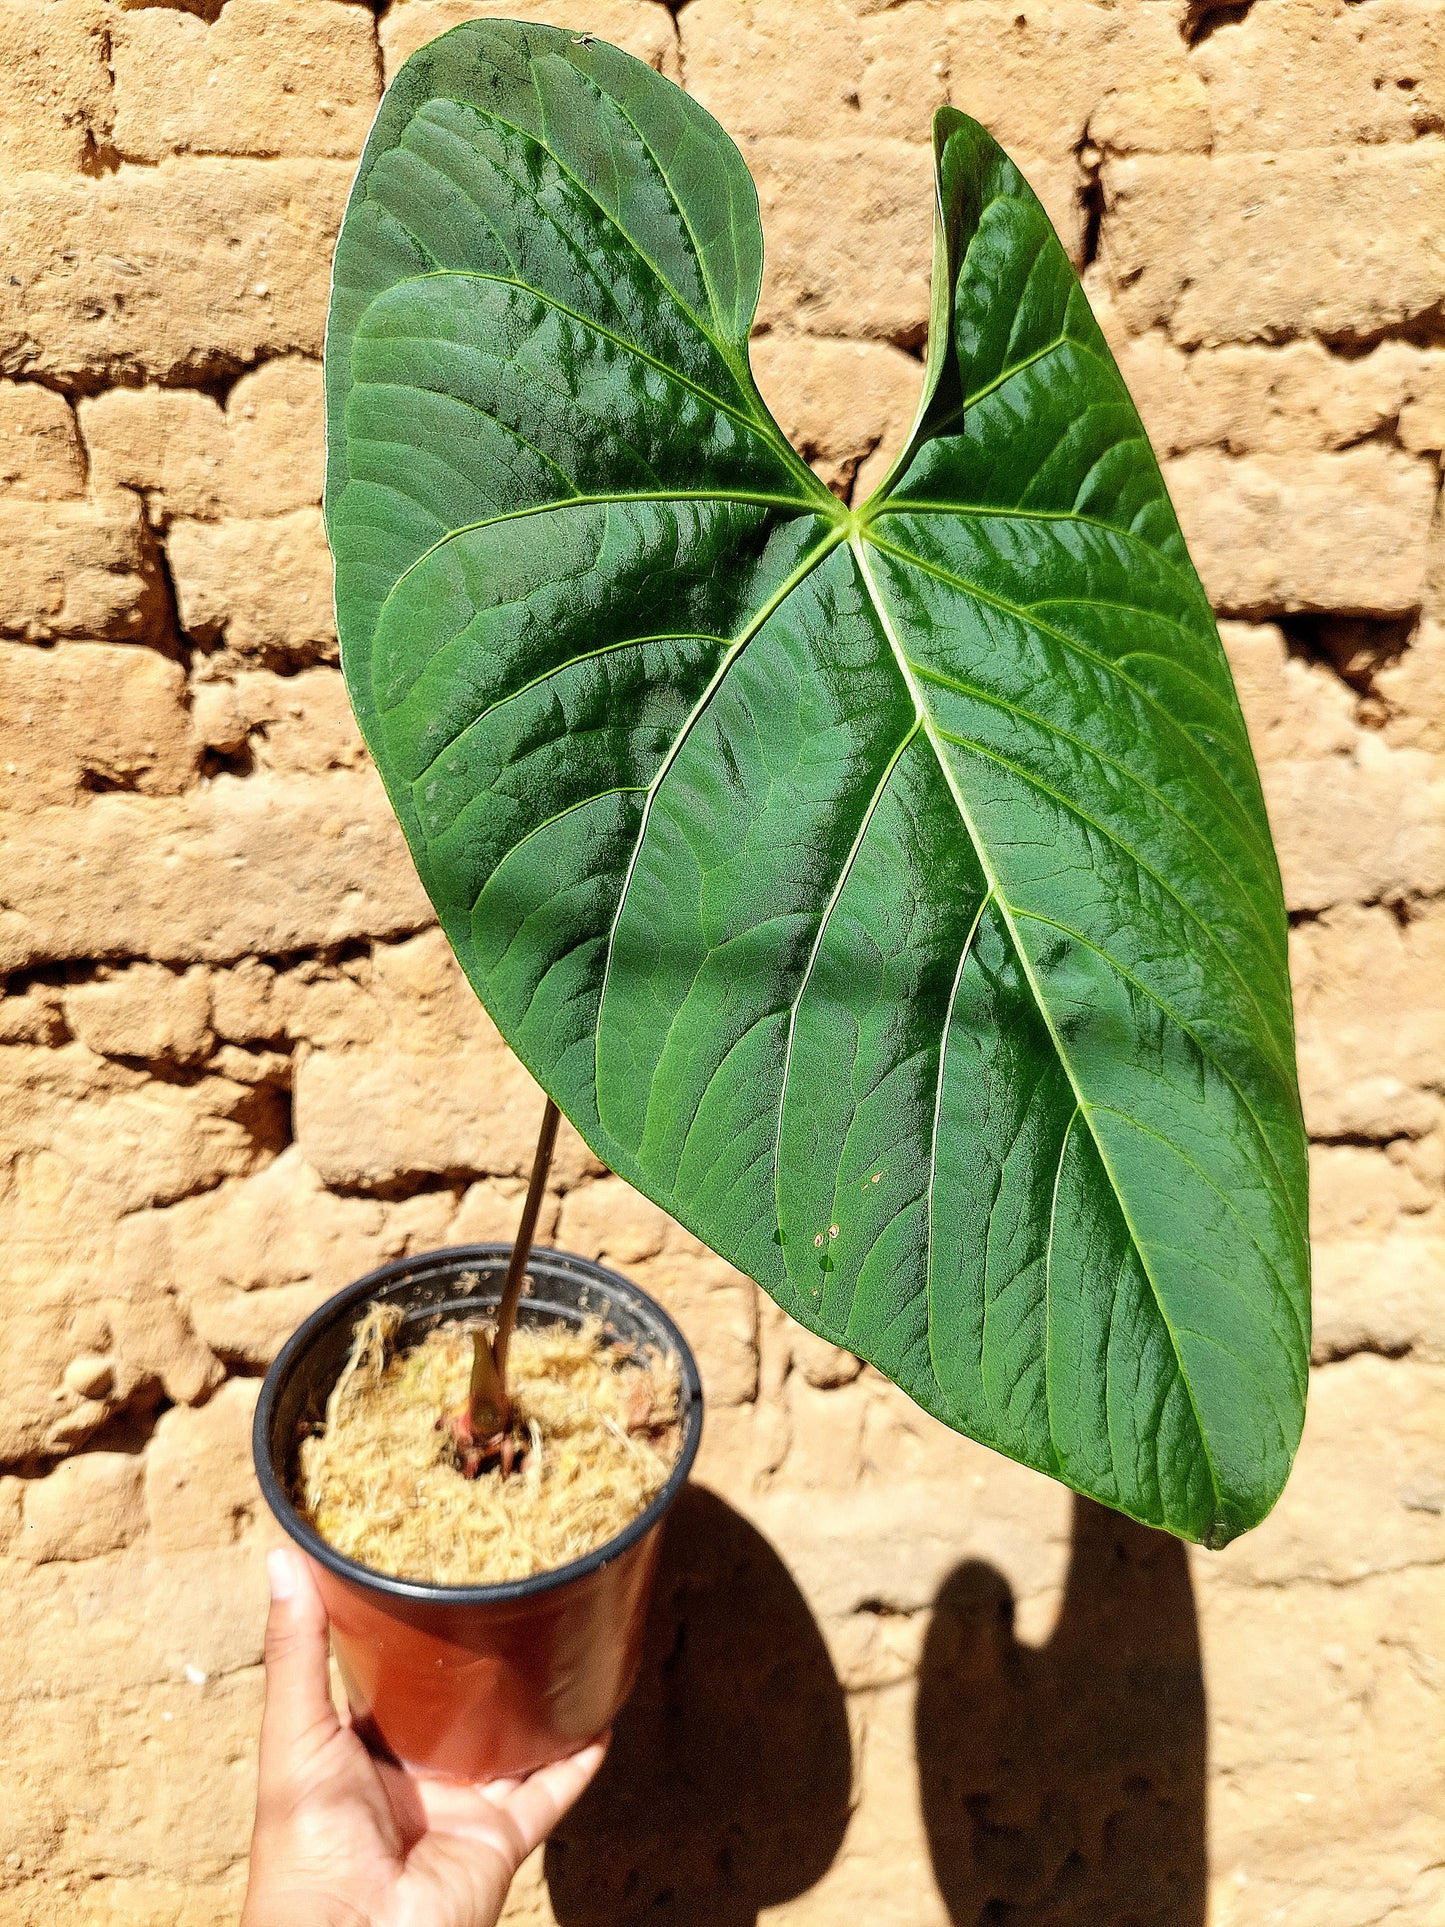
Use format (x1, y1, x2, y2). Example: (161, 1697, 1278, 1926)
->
(493, 1737, 609, 1862)
(477, 1775, 523, 1803)
(406, 1772, 522, 1835)
(257, 1546, 342, 1778)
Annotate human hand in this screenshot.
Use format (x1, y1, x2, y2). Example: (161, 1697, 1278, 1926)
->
(242, 1546, 607, 1927)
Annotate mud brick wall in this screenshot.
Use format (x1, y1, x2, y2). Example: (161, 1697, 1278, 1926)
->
(0, 2, 1441, 1922)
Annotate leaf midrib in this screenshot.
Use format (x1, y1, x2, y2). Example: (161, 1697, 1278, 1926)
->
(848, 530, 1227, 1523)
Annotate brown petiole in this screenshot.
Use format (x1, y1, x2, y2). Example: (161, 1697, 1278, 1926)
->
(447, 1094, 561, 1478)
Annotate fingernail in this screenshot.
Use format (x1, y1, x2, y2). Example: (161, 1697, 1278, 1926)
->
(267, 1547, 298, 1601)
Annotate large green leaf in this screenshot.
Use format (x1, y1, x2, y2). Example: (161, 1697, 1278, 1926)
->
(325, 19, 1309, 1545)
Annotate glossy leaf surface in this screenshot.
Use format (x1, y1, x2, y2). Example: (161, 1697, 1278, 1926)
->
(326, 20, 1310, 1545)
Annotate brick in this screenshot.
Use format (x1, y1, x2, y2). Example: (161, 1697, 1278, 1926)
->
(167, 1165, 533, 1366)
(78, 388, 228, 524)
(1397, 356, 1445, 455)
(684, 0, 1207, 159)
(0, 642, 196, 808)
(0, 1617, 261, 1899)
(1314, 1231, 1444, 1366)
(0, 1197, 227, 1442)
(0, 770, 434, 970)
(77, 361, 327, 528)
(112, 0, 227, 15)
(222, 356, 324, 516)
(1378, 617, 1445, 752)
(0, 0, 112, 176)
(1199, 1567, 1442, 1920)
(103, 1287, 227, 1412)
(1087, 71, 1213, 159)
(380, 0, 680, 84)
(448, 1169, 563, 1241)
(117, 1143, 420, 1298)
(189, 1278, 337, 1371)
(0, 160, 352, 388)
(625, 1240, 760, 1408)
(0, 382, 84, 499)
(290, 932, 608, 1187)
(209, 1042, 291, 1090)
(789, 1325, 863, 1390)
(1292, 902, 1445, 1140)
(944, 1, 1203, 164)
(754, 135, 1085, 341)
(1218, 622, 1358, 765)
(554, 1174, 670, 1270)
(145, 1379, 260, 1553)
(752, 137, 939, 344)
(0, 1302, 105, 1465)
(293, 1031, 540, 1187)
(0, 1043, 269, 1214)
(192, 666, 364, 776)
(1310, 1133, 1441, 1240)
(0, 495, 164, 643)
(680, 0, 864, 142)
(771, 1371, 869, 1489)
(283, 926, 487, 1054)
(0, 983, 65, 1047)
(1102, 147, 1445, 348)
(4, 1541, 264, 1703)
(19, 1453, 146, 1565)
(1196, 0, 1444, 154)
(857, 1, 950, 145)
(1213, 1359, 1445, 1587)
(205, 957, 286, 1046)
(1261, 738, 1445, 913)
(111, 0, 381, 163)
(64, 964, 214, 1064)
(749, 1448, 1072, 1620)
(0, 1478, 19, 1555)
(1164, 447, 1436, 618)
(751, 333, 922, 501)
(168, 508, 335, 661)
(1113, 333, 1445, 460)
(0, 1668, 262, 1891)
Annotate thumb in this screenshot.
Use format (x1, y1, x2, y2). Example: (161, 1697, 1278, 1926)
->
(258, 1546, 342, 1780)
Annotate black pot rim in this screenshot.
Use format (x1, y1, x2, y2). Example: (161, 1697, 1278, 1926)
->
(252, 1241, 705, 1607)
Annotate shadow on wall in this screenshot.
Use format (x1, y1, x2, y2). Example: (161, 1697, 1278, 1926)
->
(919, 1495, 1207, 1925)
(544, 1483, 854, 1926)
(546, 1486, 1206, 1926)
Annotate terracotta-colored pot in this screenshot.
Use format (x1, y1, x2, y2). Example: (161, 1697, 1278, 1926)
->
(252, 1243, 703, 1782)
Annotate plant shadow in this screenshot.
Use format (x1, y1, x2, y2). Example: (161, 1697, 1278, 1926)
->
(917, 1494, 1207, 1925)
(544, 1484, 853, 1927)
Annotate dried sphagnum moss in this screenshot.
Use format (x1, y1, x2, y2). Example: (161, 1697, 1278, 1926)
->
(297, 1302, 683, 1587)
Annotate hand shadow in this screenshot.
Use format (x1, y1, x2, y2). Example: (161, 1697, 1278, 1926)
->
(545, 1484, 852, 1927)
(917, 1495, 1207, 1926)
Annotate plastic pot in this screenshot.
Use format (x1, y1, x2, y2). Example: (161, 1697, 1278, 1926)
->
(253, 1242, 703, 1782)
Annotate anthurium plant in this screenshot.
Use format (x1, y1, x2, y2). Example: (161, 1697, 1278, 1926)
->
(324, 19, 1309, 1548)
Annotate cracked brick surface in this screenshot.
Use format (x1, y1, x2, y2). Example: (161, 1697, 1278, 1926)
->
(0, 2, 1441, 1923)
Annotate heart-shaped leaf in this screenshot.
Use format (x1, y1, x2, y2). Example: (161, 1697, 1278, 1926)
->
(326, 20, 1309, 1545)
